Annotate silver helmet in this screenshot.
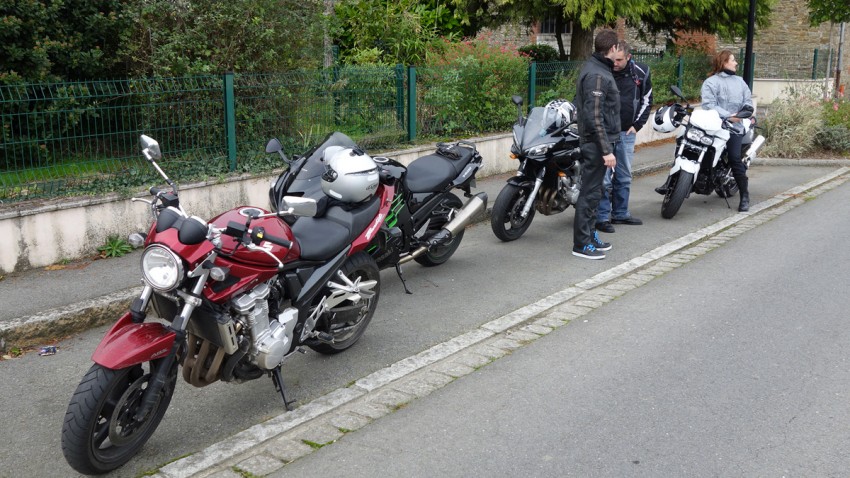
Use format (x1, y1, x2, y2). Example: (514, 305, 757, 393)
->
(321, 147, 380, 203)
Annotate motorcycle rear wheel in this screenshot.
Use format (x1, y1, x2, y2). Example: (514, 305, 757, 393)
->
(415, 194, 465, 267)
(491, 184, 536, 242)
(661, 171, 693, 219)
(61, 360, 176, 474)
(309, 251, 380, 355)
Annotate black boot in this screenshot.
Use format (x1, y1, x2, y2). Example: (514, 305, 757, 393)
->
(736, 175, 749, 212)
(655, 176, 672, 195)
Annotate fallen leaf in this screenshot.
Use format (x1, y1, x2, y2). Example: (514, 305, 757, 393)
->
(44, 264, 68, 271)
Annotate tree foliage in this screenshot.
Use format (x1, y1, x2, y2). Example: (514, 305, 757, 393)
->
(448, 0, 774, 60)
(0, 0, 129, 82)
(121, 0, 325, 76)
(633, 0, 775, 43)
(0, 0, 325, 82)
(807, 0, 850, 25)
(331, 0, 471, 65)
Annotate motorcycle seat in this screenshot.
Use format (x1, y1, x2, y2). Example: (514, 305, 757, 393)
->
(289, 195, 381, 261)
(405, 150, 474, 193)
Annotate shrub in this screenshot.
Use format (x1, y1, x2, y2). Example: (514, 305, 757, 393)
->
(418, 38, 528, 136)
(815, 125, 850, 153)
(761, 83, 826, 158)
(518, 44, 559, 63)
(822, 95, 850, 128)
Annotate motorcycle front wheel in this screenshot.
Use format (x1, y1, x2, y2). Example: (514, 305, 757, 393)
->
(61, 360, 177, 474)
(415, 194, 465, 267)
(661, 171, 693, 219)
(491, 184, 536, 242)
(309, 251, 380, 355)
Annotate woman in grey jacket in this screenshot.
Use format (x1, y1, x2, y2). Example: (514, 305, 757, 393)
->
(701, 50, 755, 212)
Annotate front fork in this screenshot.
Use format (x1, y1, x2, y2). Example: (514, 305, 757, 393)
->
(519, 165, 546, 218)
(134, 266, 210, 421)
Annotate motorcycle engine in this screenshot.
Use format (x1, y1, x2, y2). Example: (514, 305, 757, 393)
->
(232, 284, 297, 370)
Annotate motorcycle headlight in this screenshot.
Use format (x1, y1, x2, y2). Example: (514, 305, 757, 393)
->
(141, 245, 185, 291)
(685, 128, 714, 146)
(528, 142, 555, 156)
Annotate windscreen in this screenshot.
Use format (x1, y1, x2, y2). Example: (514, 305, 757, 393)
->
(518, 106, 561, 150)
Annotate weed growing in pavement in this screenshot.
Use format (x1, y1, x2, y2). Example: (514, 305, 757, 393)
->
(97, 235, 133, 258)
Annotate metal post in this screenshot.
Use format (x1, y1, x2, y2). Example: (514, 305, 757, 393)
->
(742, 0, 757, 88)
(407, 66, 416, 142)
(677, 56, 684, 91)
(812, 49, 819, 80)
(395, 64, 404, 129)
(528, 62, 537, 109)
(835, 22, 846, 97)
(223, 72, 237, 172)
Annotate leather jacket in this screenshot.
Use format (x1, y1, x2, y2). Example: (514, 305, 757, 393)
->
(575, 53, 621, 155)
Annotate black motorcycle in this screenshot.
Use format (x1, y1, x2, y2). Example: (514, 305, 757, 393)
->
(267, 132, 487, 292)
(491, 96, 582, 241)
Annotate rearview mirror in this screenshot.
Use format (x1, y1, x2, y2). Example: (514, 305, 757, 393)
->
(140, 135, 162, 161)
(669, 85, 685, 100)
(279, 196, 318, 217)
(265, 138, 289, 162)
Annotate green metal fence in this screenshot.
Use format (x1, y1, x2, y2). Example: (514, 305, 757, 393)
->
(0, 51, 834, 203)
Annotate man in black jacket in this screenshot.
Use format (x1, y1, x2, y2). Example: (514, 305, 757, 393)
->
(572, 28, 621, 260)
(596, 41, 652, 233)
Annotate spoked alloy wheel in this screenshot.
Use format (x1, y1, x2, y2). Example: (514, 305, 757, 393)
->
(661, 171, 693, 219)
(491, 184, 536, 242)
(62, 360, 177, 474)
(309, 251, 380, 355)
(415, 194, 465, 267)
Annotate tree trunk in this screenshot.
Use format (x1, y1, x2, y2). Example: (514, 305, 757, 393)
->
(555, 16, 567, 60)
(569, 25, 594, 61)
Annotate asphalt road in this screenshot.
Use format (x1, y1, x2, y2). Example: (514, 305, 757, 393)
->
(0, 164, 845, 477)
(274, 164, 850, 478)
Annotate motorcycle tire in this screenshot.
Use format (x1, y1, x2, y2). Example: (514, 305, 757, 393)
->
(61, 360, 177, 474)
(309, 251, 380, 355)
(661, 171, 693, 219)
(491, 184, 536, 242)
(415, 194, 465, 267)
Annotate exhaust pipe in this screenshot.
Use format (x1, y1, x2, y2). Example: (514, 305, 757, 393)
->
(745, 135, 765, 165)
(399, 192, 488, 264)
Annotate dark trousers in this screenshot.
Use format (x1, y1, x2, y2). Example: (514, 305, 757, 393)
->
(726, 132, 748, 195)
(573, 142, 608, 247)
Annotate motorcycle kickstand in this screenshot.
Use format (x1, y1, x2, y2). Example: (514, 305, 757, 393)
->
(395, 263, 413, 295)
(718, 182, 732, 209)
(271, 366, 296, 411)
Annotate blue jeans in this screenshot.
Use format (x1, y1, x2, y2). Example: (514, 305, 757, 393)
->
(598, 131, 635, 222)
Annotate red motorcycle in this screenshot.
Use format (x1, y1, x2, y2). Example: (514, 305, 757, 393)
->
(61, 135, 392, 474)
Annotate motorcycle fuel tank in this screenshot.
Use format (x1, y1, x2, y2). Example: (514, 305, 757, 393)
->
(210, 206, 301, 266)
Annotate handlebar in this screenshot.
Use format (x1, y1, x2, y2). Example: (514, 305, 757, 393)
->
(250, 227, 292, 249)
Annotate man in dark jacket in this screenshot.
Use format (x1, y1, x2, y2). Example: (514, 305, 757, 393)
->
(572, 28, 621, 260)
(596, 41, 652, 233)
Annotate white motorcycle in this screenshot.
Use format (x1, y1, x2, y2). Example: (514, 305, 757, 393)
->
(652, 86, 765, 219)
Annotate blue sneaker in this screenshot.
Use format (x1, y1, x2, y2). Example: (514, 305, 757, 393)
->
(592, 230, 612, 251)
(572, 243, 605, 259)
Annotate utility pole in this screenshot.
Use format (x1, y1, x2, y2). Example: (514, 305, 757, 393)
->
(835, 22, 846, 97)
(742, 0, 757, 88)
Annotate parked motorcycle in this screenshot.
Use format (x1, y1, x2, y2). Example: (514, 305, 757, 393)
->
(62, 135, 389, 474)
(652, 85, 765, 219)
(267, 131, 487, 292)
(490, 96, 582, 241)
